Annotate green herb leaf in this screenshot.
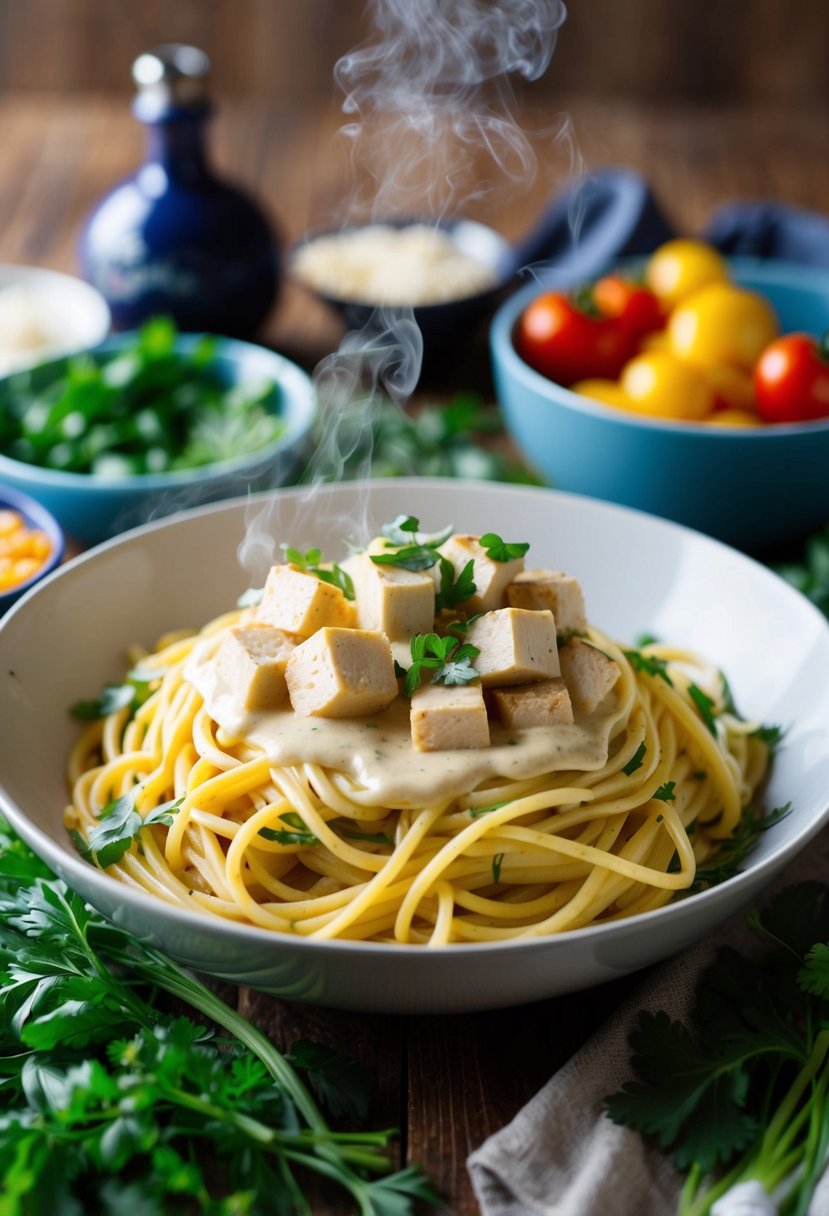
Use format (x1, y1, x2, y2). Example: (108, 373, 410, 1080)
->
(622, 742, 647, 777)
(623, 650, 673, 686)
(688, 683, 719, 736)
(281, 545, 355, 600)
(750, 722, 787, 755)
(652, 781, 676, 803)
(479, 532, 530, 562)
(435, 556, 477, 611)
(491, 853, 505, 884)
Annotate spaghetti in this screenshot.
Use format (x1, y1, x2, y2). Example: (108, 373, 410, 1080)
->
(65, 533, 772, 946)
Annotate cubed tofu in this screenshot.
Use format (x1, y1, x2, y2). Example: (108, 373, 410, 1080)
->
(214, 623, 296, 712)
(438, 534, 525, 613)
(491, 678, 574, 729)
(285, 627, 398, 718)
(506, 569, 587, 634)
(256, 564, 355, 637)
(410, 683, 490, 751)
(343, 551, 435, 640)
(466, 608, 559, 687)
(558, 637, 621, 714)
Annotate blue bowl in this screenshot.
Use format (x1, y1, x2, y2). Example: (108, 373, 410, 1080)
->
(0, 484, 64, 615)
(490, 259, 829, 551)
(0, 335, 316, 545)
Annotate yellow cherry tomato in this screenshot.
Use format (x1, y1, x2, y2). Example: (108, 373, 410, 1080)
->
(620, 351, 714, 421)
(645, 240, 729, 309)
(706, 363, 757, 413)
(706, 409, 763, 428)
(572, 378, 631, 410)
(668, 284, 779, 372)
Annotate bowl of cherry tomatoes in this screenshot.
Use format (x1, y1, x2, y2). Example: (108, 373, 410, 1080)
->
(490, 240, 829, 550)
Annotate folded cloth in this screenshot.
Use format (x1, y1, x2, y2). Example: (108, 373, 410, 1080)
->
(467, 826, 829, 1216)
(510, 168, 829, 286)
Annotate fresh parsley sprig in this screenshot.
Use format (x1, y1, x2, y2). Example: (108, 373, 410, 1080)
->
(0, 815, 439, 1214)
(71, 670, 159, 720)
(479, 532, 530, 562)
(282, 545, 355, 600)
(623, 648, 674, 686)
(606, 879, 829, 1216)
(80, 793, 183, 868)
(401, 633, 480, 697)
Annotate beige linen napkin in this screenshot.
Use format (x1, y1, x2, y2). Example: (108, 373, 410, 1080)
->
(467, 828, 829, 1216)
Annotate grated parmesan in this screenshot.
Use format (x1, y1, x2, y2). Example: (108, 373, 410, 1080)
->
(292, 223, 497, 307)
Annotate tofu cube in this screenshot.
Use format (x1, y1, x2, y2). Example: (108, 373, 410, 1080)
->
(438, 534, 525, 613)
(410, 683, 490, 751)
(256, 564, 355, 637)
(466, 608, 559, 687)
(491, 678, 574, 729)
(506, 569, 587, 634)
(558, 637, 621, 713)
(214, 623, 296, 712)
(286, 627, 398, 718)
(343, 551, 435, 640)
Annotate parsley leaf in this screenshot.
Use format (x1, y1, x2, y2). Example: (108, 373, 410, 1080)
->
(491, 852, 505, 883)
(652, 781, 676, 803)
(622, 742, 647, 777)
(259, 812, 318, 847)
(688, 683, 719, 735)
(282, 545, 355, 600)
(479, 532, 530, 562)
(85, 795, 183, 868)
(435, 556, 477, 611)
(750, 722, 787, 755)
(623, 649, 674, 686)
(400, 633, 480, 696)
(691, 803, 792, 891)
(0, 814, 439, 1210)
(70, 670, 158, 720)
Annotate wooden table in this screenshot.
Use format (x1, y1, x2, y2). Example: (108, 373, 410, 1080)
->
(2, 92, 828, 1213)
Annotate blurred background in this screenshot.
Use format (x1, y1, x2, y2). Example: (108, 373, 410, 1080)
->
(1, 0, 828, 361)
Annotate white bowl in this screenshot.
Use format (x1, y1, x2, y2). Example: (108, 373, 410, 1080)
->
(0, 263, 111, 374)
(0, 479, 827, 1013)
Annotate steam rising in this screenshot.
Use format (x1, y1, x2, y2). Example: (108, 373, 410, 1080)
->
(239, 0, 566, 576)
(336, 0, 567, 218)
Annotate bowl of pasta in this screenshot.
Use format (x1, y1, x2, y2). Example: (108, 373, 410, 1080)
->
(0, 478, 827, 1013)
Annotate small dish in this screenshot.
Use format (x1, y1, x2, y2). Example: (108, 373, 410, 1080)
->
(0, 483, 64, 615)
(0, 264, 111, 375)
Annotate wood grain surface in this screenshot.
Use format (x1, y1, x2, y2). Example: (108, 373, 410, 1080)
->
(1, 90, 828, 1212)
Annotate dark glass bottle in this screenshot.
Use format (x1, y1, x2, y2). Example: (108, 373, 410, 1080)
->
(79, 44, 280, 338)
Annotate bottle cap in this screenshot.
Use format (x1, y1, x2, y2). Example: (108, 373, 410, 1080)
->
(132, 44, 211, 111)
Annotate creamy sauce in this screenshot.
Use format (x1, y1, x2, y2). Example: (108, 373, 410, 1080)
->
(185, 639, 625, 809)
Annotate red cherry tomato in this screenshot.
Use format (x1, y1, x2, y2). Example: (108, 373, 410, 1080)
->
(593, 274, 664, 338)
(754, 332, 829, 424)
(514, 292, 632, 385)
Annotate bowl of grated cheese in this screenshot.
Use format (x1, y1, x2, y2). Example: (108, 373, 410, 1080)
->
(291, 218, 512, 368)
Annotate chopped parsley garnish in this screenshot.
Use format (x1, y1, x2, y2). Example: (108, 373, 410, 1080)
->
(259, 812, 318, 847)
(623, 649, 673, 686)
(688, 682, 719, 736)
(435, 556, 476, 611)
(491, 852, 505, 883)
(750, 722, 788, 755)
(622, 741, 647, 777)
(71, 670, 158, 720)
(370, 515, 454, 574)
(652, 781, 676, 803)
(479, 532, 530, 562)
(691, 802, 792, 891)
(282, 546, 355, 600)
(401, 633, 480, 697)
(84, 794, 183, 868)
(469, 801, 509, 819)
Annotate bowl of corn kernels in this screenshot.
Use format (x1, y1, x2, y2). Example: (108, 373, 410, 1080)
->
(0, 484, 64, 615)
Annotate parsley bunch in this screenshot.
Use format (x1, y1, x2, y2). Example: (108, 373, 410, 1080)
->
(606, 882, 829, 1216)
(0, 817, 438, 1214)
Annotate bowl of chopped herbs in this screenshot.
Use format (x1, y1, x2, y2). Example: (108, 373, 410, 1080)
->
(0, 317, 316, 543)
